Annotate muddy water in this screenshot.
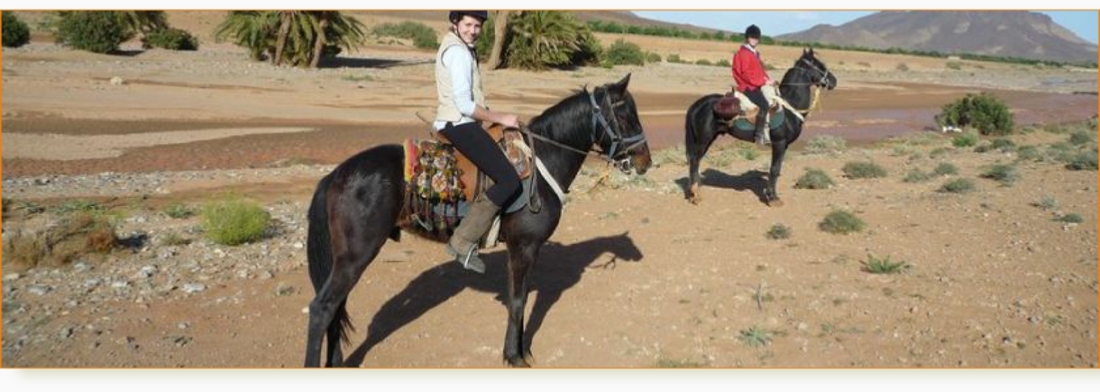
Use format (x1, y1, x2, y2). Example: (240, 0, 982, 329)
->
(2, 85, 1096, 177)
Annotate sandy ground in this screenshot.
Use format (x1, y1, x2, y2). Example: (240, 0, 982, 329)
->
(1, 11, 1098, 368)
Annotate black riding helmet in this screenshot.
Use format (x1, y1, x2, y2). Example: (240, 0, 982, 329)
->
(745, 24, 761, 39)
(449, 11, 488, 24)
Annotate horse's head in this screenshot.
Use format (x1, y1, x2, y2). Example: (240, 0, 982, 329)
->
(798, 48, 837, 90)
(589, 73, 651, 175)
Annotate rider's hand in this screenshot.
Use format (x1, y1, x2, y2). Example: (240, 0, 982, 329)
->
(499, 113, 521, 129)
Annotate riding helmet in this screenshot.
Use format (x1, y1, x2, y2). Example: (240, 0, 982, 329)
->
(449, 11, 489, 24)
(745, 24, 761, 39)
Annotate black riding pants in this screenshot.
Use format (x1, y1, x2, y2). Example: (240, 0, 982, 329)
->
(440, 122, 521, 207)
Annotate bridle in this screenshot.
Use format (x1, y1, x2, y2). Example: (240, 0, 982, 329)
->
(519, 87, 648, 172)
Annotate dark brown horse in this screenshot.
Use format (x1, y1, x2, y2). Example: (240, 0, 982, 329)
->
(304, 74, 651, 367)
(684, 48, 837, 206)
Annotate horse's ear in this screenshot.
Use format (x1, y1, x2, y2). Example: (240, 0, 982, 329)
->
(803, 47, 808, 55)
(613, 73, 631, 92)
(808, 47, 815, 56)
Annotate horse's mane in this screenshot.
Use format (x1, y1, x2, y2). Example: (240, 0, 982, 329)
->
(526, 87, 597, 148)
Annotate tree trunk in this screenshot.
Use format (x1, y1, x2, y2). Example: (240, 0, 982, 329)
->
(274, 12, 292, 66)
(309, 15, 329, 69)
(485, 10, 512, 70)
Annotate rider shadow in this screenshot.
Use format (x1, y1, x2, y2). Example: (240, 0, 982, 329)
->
(675, 169, 769, 205)
(343, 232, 643, 367)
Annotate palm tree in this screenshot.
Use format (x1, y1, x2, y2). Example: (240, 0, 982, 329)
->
(485, 10, 513, 70)
(506, 11, 584, 70)
(214, 11, 278, 61)
(215, 11, 365, 67)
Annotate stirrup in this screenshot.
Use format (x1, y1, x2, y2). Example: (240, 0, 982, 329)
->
(447, 243, 486, 274)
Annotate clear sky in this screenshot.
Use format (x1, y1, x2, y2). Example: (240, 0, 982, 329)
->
(633, 11, 1099, 44)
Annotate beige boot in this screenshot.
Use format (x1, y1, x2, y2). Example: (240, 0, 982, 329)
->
(446, 194, 501, 274)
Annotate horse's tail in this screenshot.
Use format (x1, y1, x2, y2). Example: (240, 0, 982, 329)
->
(307, 173, 353, 344)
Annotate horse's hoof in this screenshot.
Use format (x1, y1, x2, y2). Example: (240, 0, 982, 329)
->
(505, 356, 532, 368)
(767, 198, 784, 207)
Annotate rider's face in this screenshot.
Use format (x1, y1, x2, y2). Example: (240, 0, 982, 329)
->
(454, 16, 483, 45)
(748, 37, 760, 47)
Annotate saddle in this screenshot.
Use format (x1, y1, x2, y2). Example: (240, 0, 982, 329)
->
(401, 124, 534, 237)
(712, 88, 784, 130)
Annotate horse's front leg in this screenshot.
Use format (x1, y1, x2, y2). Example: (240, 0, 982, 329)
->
(503, 241, 540, 367)
(765, 136, 789, 207)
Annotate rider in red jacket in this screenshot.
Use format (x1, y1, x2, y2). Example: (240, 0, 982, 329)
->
(731, 24, 774, 145)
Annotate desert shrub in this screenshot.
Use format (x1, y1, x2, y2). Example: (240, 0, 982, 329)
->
(794, 168, 835, 189)
(819, 210, 865, 234)
(1054, 213, 1083, 223)
(952, 132, 979, 147)
(604, 39, 645, 66)
(695, 59, 712, 66)
(142, 27, 198, 50)
(766, 224, 791, 240)
(1065, 150, 1098, 171)
(802, 135, 847, 155)
(842, 161, 888, 179)
(202, 197, 271, 245)
(667, 53, 684, 63)
(929, 147, 950, 159)
(1, 212, 117, 272)
(1032, 195, 1058, 210)
(902, 169, 932, 183)
(372, 21, 437, 49)
(55, 11, 128, 53)
(738, 326, 772, 347)
(980, 163, 1019, 185)
(1015, 145, 1042, 162)
(861, 254, 909, 274)
(164, 202, 196, 219)
(716, 58, 730, 67)
(1068, 130, 1096, 146)
(938, 178, 975, 193)
(896, 63, 910, 71)
(645, 51, 662, 63)
(938, 93, 1014, 136)
(2, 12, 32, 48)
(946, 61, 962, 70)
(932, 162, 959, 176)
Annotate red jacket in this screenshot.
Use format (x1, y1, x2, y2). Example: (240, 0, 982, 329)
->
(732, 45, 769, 92)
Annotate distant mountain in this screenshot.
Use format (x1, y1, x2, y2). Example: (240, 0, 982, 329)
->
(778, 11, 1097, 64)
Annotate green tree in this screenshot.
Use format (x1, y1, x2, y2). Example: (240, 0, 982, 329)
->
(2, 12, 32, 48)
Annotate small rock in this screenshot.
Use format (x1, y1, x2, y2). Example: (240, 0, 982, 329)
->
(138, 265, 158, 279)
(177, 322, 190, 330)
(258, 271, 274, 280)
(111, 281, 130, 289)
(1, 273, 20, 281)
(275, 283, 294, 297)
(27, 285, 51, 296)
(60, 327, 74, 339)
(183, 283, 207, 294)
(109, 76, 125, 86)
(293, 242, 304, 249)
(72, 262, 91, 272)
(84, 279, 101, 289)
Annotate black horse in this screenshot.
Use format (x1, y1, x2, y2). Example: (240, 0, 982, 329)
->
(684, 48, 837, 206)
(304, 74, 651, 367)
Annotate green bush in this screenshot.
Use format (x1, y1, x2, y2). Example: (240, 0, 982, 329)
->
(372, 21, 438, 50)
(802, 135, 847, 155)
(861, 254, 909, 274)
(645, 51, 662, 63)
(938, 93, 1015, 136)
(202, 197, 271, 245)
(989, 138, 1017, 152)
(695, 59, 712, 66)
(952, 132, 979, 147)
(932, 162, 958, 176)
(56, 11, 128, 53)
(667, 53, 684, 63)
(1054, 213, 1083, 223)
(2, 12, 32, 48)
(1068, 130, 1096, 146)
(938, 178, 975, 194)
(142, 27, 198, 50)
(604, 39, 645, 66)
(819, 210, 865, 234)
(164, 202, 196, 219)
(842, 161, 888, 179)
(902, 169, 931, 183)
(946, 61, 963, 70)
(1065, 150, 1098, 171)
(766, 224, 791, 240)
(929, 147, 950, 159)
(794, 168, 835, 189)
(496, 11, 595, 70)
(1015, 145, 1042, 162)
(716, 59, 730, 67)
(980, 164, 1019, 185)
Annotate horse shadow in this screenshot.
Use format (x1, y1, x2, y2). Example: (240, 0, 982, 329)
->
(675, 169, 769, 205)
(320, 57, 431, 69)
(343, 232, 643, 367)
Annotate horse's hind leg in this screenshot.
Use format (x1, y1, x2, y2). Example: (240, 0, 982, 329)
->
(503, 241, 541, 367)
(306, 220, 390, 367)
